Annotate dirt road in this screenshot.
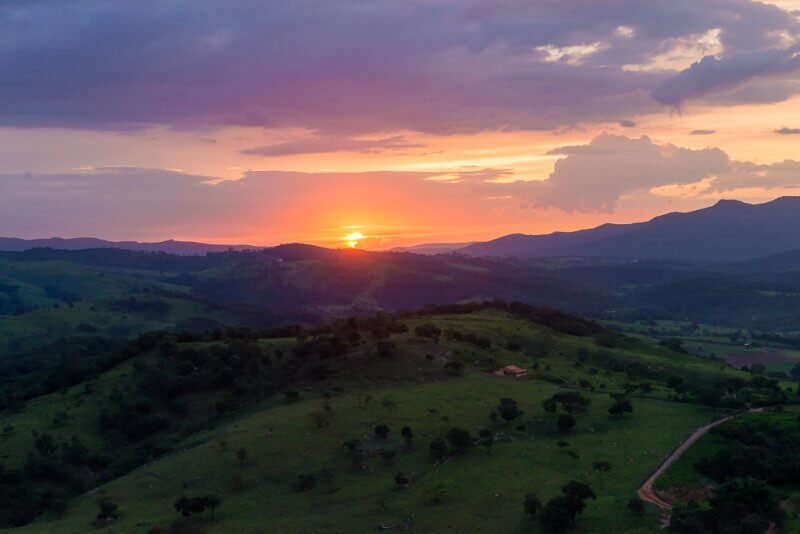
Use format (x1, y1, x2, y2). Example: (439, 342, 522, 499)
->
(637, 409, 762, 510)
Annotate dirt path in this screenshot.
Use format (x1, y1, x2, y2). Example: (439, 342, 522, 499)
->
(637, 408, 763, 511)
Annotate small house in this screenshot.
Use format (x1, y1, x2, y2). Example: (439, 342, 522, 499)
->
(493, 365, 527, 378)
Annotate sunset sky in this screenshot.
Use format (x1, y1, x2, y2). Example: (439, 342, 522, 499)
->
(2, 0, 800, 249)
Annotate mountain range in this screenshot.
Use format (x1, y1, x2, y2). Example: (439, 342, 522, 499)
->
(5, 196, 800, 263)
(458, 197, 800, 262)
(0, 237, 259, 255)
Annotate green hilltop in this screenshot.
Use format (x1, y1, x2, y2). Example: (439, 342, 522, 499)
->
(1, 303, 791, 533)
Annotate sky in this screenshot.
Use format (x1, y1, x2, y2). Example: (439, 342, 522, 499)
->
(2, 1, 800, 249)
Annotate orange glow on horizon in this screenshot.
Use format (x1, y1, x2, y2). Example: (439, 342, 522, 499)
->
(344, 231, 365, 248)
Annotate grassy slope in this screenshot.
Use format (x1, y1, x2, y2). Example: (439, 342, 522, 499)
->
(16, 376, 714, 533)
(0, 258, 207, 354)
(0, 295, 229, 354)
(3, 310, 748, 533)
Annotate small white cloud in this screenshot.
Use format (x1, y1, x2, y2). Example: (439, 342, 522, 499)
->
(625, 28, 723, 72)
(536, 42, 606, 66)
(615, 26, 635, 38)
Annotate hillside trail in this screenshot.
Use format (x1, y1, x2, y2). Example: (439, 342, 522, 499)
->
(637, 407, 764, 515)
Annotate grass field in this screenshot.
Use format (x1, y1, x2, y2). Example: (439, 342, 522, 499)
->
(0, 309, 749, 533)
(14, 374, 716, 533)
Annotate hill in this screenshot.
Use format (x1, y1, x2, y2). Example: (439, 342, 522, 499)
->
(0, 237, 259, 255)
(2, 303, 787, 532)
(459, 197, 800, 262)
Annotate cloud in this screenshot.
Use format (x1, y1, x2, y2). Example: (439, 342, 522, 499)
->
(618, 119, 637, 128)
(531, 135, 729, 211)
(653, 44, 800, 107)
(775, 127, 800, 134)
(709, 160, 800, 191)
(0, 1, 798, 133)
(691, 129, 716, 135)
(5, 136, 800, 243)
(241, 136, 423, 157)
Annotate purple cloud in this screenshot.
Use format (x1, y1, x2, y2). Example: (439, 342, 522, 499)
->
(775, 127, 800, 135)
(241, 136, 423, 157)
(653, 45, 800, 107)
(536, 135, 729, 211)
(0, 1, 798, 134)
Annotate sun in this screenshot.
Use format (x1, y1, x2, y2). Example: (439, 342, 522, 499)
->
(345, 231, 365, 248)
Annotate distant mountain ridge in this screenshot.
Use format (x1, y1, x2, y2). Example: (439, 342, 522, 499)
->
(0, 237, 259, 255)
(458, 197, 800, 262)
(389, 242, 473, 255)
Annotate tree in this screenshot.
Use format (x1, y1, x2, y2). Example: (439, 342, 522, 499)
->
(374, 424, 390, 440)
(34, 433, 56, 456)
(479, 429, 493, 452)
(415, 324, 442, 342)
(694, 386, 723, 409)
(539, 495, 578, 531)
(318, 468, 336, 492)
(592, 461, 612, 488)
(204, 495, 221, 520)
(174, 495, 221, 519)
(628, 497, 645, 516)
(562, 481, 596, 502)
(551, 392, 590, 414)
(97, 499, 120, 522)
(444, 361, 465, 375)
(539, 481, 596, 531)
(446, 427, 472, 454)
(236, 447, 248, 467)
(608, 399, 633, 417)
(429, 438, 447, 460)
(497, 398, 524, 424)
(524, 493, 542, 517)
(343, 438, 364, 470)
(395, 472, 410, 488)
(376, 340, 396, 359)
(294, 473, 316, 492)
(790, 363, 800, 380)
(557, 414, 576, 433)
(666, 375, 684, 391)
(401, 426, 413, 448)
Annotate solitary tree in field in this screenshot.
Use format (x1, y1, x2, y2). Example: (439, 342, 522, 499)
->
(374, 424, 390, 440)
(446, 427, 473, 454)
(478, 429, 494, 453)
(34, 433, 56, 456)
(401, 426, 413, 448)
(415, 324, 442, 343)
(395, 472, 411, 488)
(608, 399, 633, 417)
(318, 468, 336, 492)
(236, 446, 248, 467)
(524, 493, 543, 518)
(429, 438, 447, 460)
(343, 438, 364, 471)
(205, 495, 221, 519)
(497, 398, 524, 424)
(97, 499, 120, 523)
(557, 414, 576, 433)
(592, 461, 612, 488)
(628, 497, 645, 516)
